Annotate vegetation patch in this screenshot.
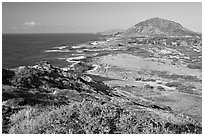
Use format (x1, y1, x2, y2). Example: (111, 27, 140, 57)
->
(165, 82, 181, 88)
(187, 63, 202, 70)
(7, 101, 202, 134)
(151, 71, 201, 82)
(2, 61, 202, 134)
(177, 84, 197, 95)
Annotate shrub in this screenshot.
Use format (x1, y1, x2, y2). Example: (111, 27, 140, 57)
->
(8, 101, 202, 134)
(2, 69, 15, 85)
(187, 63, 202, 70)
(165, 82, 181, 87)
(177, 84, 197, 94)
(144, 84, 154, 89)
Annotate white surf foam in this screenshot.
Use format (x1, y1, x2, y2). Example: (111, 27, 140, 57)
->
(71, 44, 86, 49)
(57, 57, 67, 60)
(71, 53, 86, 56)
(86, 64, 100, 74)
(71, 46, 81, 49)
(45, 49, 70, 53)
(83, 48, 106, 52)
(90, 41, 98, 45)
(53, 45, 68, 50)
(75, 50, 84, 53)
(66, 56, 86, 62)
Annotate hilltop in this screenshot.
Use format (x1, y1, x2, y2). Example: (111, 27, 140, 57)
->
(122, 17, 200, 37)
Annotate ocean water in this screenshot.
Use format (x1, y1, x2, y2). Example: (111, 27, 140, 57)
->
(2, 33, 103, 68)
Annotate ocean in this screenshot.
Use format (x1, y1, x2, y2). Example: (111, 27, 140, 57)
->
(2, 33, 103, 68)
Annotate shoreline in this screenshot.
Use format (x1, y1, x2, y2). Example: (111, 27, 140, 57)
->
(2, 35, 202, 134)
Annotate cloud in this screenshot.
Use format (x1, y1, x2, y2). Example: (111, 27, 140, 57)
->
(22, 21, 41, 27)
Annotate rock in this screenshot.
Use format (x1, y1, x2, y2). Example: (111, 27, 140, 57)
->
(80, 75, 93, 83)
(2, 69, 15, 85)
(2, 60, 113, 101)
(157, 86, 166, 91)
(144, 84, 154, 89)
(11, 66, 41, 88)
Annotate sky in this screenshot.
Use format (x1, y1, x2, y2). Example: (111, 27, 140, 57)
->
(2, 2, 202, 33)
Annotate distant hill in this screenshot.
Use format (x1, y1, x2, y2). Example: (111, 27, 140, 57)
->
(122, 17, 200, 37)
(97, 29, 124, 36)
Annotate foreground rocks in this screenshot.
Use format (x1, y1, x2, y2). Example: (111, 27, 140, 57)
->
(2, 60, 202, 134)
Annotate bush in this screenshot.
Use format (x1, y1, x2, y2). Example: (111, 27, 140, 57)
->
(165, 82, 181, 87)
(2, 69, 15, 85)
(187, 63, 202, 70)
(8, 101, 202, 134)
(177, 84, 197, 94)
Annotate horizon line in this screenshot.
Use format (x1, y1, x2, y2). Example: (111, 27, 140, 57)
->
(2, 32, 99, 34)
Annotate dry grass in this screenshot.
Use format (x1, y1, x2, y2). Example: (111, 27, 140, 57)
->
(8, 101, 201, 134)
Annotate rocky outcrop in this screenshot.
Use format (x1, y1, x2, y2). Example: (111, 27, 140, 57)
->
(2, 60, 115, 115)
(2, 60, 116, 133)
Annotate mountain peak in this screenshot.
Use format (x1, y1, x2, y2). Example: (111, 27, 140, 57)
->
(144, 17, 168, 22)
(147, 17, 170, 21)
(123, 17, 199, 37)
(138, 17, 182, 26)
